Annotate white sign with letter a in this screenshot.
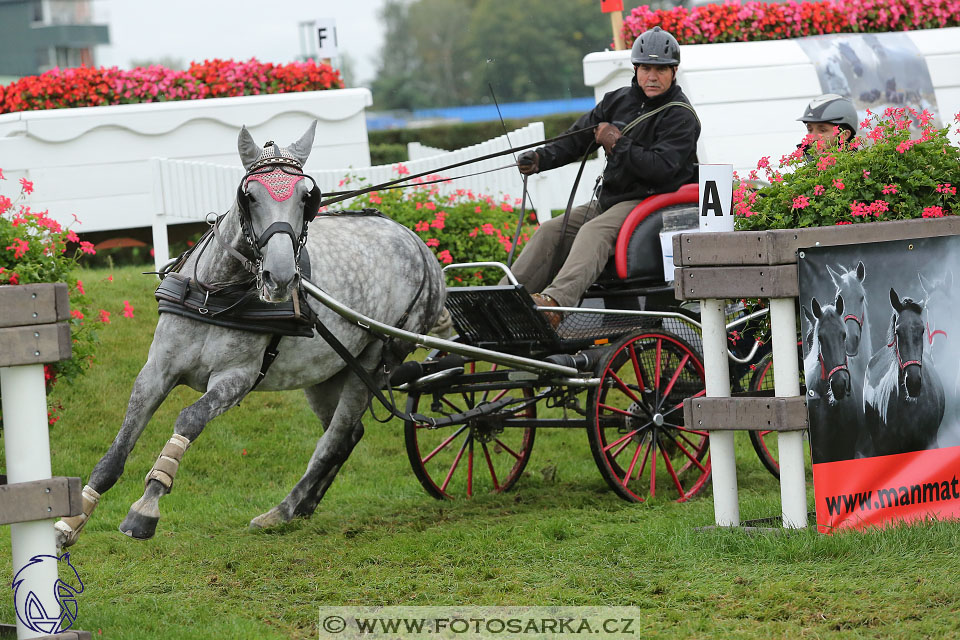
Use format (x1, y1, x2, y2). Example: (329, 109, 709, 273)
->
(699, 164, 734, 233)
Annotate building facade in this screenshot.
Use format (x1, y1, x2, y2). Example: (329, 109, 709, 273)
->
(0, 0, 109, 78)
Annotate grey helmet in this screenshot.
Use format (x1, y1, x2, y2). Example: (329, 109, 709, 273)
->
(797, 94, 858, 132)
(631, 26, 680, 66)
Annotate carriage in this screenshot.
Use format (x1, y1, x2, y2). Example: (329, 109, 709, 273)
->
(379, 183, 783, 503)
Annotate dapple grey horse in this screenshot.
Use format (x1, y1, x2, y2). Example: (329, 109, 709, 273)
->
(55, 123, 445, 547)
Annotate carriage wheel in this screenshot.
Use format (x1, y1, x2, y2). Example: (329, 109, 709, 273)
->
(587, 331, 710, 503)
(404, 363, 536, 499)
(748, 353, 782, 478)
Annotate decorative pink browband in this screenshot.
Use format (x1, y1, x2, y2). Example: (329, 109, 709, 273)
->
(246, 169, 304, 202)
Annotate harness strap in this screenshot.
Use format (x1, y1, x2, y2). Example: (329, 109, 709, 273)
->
(843, 313, 863, 328)
(213, 213, 258, 275)
(249, 334, 284, 392)
(886, 335, 922, 370)
(818, 352, 849, 381)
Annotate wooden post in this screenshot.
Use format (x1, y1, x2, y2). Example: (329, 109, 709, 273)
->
(0, 283, 81, 639)
(610, 11, 626, 51)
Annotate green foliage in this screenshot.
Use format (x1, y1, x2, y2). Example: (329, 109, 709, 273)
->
(371, 0, 611, 109)
(369, 142, 409, 166)
(0, 173, 103, 428)
(340, 169, 535, 286)
(735, 108, 960, 230)
(369, 113, 580, 157)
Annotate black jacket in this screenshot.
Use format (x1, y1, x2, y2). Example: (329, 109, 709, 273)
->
(536, 78, 701, 211)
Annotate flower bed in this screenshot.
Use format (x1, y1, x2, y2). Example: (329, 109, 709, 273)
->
(344, 165, 534, 286)
(0, 58, 343, 114)
(623, 0, 960, 46)
(734, 109, 960, 230)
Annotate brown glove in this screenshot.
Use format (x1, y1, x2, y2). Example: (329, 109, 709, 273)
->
(595, 122, 622, 154)
(517, 150, 540, 175)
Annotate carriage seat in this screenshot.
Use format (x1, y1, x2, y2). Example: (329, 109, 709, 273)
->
(592, 183, 699, 287)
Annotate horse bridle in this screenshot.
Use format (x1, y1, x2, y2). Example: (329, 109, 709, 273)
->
(216, 142, 322, 289)
(818, 352, 849, 382)
(886, 332, 922, 371)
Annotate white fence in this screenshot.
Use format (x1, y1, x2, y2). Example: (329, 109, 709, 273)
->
(150, 122, 601, 270)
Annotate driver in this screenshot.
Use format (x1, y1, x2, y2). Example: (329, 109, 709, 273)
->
(507, 26, 700, 327)
(797, 93, 858, 150)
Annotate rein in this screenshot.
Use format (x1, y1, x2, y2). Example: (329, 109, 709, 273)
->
(927, 321, 948, 345)
(316, 125, 595, 209)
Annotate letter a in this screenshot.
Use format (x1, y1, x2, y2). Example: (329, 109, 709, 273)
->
(701, 180, 723, 217)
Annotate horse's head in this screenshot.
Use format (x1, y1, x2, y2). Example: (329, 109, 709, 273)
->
(236, 122, 321, 303)
(889, 287, 926, 398)
(919, 270, 954, 349)
(812, 293, 850, 402)
(828, 261, 867, 356)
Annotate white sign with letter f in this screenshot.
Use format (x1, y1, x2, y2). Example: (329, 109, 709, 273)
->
(699, 164, 734, 233)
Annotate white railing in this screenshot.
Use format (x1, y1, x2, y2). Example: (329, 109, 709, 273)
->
(150, 122, 606, 270)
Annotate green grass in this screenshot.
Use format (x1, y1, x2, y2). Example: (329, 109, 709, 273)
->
(3, 265, 960, 639)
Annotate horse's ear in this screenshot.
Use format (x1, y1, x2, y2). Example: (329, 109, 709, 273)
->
(287, 121, 317, 167)
(890, 287, 902, 312)
(812, 297, 822, 319)
(802, 304, 814, 324)
(238, 126, 261, 171)
(856, 261, 865, 281)
(826, 265, 841, 286)
(836, 293, 844, 315)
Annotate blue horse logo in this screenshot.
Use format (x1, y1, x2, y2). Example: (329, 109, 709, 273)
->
(12, 552, 83, 634)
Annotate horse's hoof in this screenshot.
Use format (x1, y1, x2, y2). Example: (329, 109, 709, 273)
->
(249, 507, 289, 530)
(118, 509, 159, 540)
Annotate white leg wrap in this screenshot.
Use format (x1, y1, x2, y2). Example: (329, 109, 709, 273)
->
(145, 433, 191, 491)
(55, 485, 101, 547)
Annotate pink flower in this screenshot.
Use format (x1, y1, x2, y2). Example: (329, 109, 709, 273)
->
(474, 206, 482, 214)
(393, 163, 410, 176)
(425, 238, 439, 247)
(414, 221, 429, 232)
(468, 228, 478, 238)
(481, 223, 495, 235)
(425, 202, 436, 211)
(19, 178, 34, 194)
(835, 221, 853, 225)
(832, 178, 845, 190)
(816, 154, 837, 171)
(107, 275, 113, 282)
(122, 300, 135, 318)
(501, 203, 513, 213)
(415, 202, 422, 210)
(0, 168, 5, 180)
(70, 309, 84, 320)
(66, 230, 80, 243)
(99, 309, 111, 323)
(79, 241, 96, 255)
(6, 237, 29, 259)
(369, 194, 381, 204)
(756, 156, 770, 169)
(922, 206, 945, 218)
(430, 218, 445, 230)
(862, 170, 870, 178)
(882, 184, 898, 195)
(792, 195, 810, 209)
(936, 183, 957, 195)
(0, 195, 11, 214)
(813, 185, 825, 196)
(76, 280, 85, 295)
(437, 250, 453, 264)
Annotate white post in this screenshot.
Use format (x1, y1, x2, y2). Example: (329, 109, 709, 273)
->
(701, 298, 739, 526)
(770, 297, 808, 528)
(150, 157, 171, 271)
(1, 365, 59, 640)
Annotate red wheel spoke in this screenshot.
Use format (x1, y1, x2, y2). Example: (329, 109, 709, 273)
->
(675, 429, 706, 452)
(598, 403, 647, 419)
(627, 343, 647, 393)
(654, 339, 663, 391)
(603, 428, 641, 453)
(608, 370, 643, 405)
(621, 440, 645, 488)
(611, 436, 634, 460)
(467, 439, 474, 497)
(493, 438, 522, 460)
(659, 435, 686, 495)
(422, 425, 469, 464)
(481, 441, 501, 491)
(759, 430, 773, 438)
(665, 433, 708, 472)
(440, 435, 471, 492)
(635, 439, 652, 480)
(660, 353, 691, 400)
(649, 437, 657, 497)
